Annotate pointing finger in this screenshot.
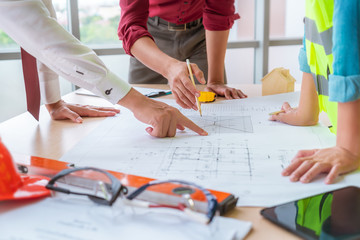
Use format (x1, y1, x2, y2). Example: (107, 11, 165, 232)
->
(178, 114, 208, 136)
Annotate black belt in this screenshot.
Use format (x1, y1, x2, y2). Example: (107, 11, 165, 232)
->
(153, 16, 203, 31)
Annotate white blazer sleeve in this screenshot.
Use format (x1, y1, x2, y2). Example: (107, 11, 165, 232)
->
(37, 0, 61, 104)
(0, 0, 131, 105)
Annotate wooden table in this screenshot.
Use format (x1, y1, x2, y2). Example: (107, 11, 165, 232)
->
(0, 84, 300, 240)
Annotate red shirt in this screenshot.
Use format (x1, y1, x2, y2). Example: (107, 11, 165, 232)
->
(118, 0, 240, 55)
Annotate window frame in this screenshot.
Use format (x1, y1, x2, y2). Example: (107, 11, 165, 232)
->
(0, 0, 302, 84)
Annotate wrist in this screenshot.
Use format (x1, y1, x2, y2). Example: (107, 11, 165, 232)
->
(207, 77, 224, 86)
(336, 138, 360, 158)
(334, 146, 360, 164)
(336, 100, 360, 156)
(207, 81, 223, 86)
(294, 107, 319, 126)
(162, 58, 179, 80)
(45, 99, 64, 111)
(117, 88, 148, 112)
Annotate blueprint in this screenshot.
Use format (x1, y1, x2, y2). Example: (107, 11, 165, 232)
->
(0, 197, 251, 240)
(61, 92, 360, 206)
(187, 115, 253, 133)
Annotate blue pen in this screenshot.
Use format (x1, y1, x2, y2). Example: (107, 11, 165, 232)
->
(145, 91, 172, 98)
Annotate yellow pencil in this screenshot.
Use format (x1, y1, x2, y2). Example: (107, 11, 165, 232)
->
(269, 110, 285, 115)
(186, 59, 202, 117)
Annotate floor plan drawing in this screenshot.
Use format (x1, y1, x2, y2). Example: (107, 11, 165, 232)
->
(61, 93, 360, 206)
(188, 116, 253, 134)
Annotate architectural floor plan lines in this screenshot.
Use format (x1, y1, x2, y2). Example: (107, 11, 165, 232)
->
(188, 116, 254, 134)
(80, 144, 298, 183)
(159, 146, 254, 180)
(60, 92, 355, 207)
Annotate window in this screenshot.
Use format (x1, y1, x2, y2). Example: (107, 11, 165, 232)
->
(78, 0, 120, 46)
(0, 31, 17, 49)
(268, 0, 305, 82)
(0, 0, 305, 122)
(53, 0, 69, 30)
(270, 0, 304, 38)
(229, 0, 255, 41)
(226, 48, 254, 84)
(269, 45, 303, 82)
(0, 0, 72, 122)
(0, 60, 26, 122)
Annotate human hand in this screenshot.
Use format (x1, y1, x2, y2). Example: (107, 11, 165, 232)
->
(269, 102, 318, 126)
(282, 147, 360, 184)
(269, 102, 298, 124)
(134, 98, 208, 137)
(45, 100, 120, 123)
(205, 84, 247, 99)
(166, 61, 206, 110)
(119, 88, 208, 138)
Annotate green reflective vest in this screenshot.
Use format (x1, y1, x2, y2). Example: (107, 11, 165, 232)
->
(305, 0, 337, 134)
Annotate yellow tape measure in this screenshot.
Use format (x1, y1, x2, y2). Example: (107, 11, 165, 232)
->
(198, 91, 216, 103)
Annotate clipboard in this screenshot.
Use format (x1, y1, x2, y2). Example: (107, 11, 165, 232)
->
(14, 154, 238, 216)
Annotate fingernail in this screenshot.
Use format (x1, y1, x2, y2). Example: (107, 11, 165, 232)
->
(145, 127, 153, 133)
(76, 117, 83, 123)
(282, 170, 288, 176)
(290, 175, 298, 182)
(300, 177, 309, 183)
(195, 92, 200, 97)
(201, 131, 208, 136)
(193, 106, 198, 111)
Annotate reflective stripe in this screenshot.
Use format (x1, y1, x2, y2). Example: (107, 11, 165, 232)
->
(312, 73, 329, 96)
(305, 17, 333, 55)
(305, 0, 338, 134)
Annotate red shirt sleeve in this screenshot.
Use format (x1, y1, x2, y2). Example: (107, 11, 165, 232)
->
(203, 0, 240, 31)
(118, 0, 154, 56)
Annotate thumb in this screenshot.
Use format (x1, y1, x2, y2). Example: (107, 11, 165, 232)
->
(282, 102, 292, 112)
(146, 127, 154, 135)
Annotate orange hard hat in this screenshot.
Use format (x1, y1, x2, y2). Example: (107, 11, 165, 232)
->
(0, 139, 51, 201)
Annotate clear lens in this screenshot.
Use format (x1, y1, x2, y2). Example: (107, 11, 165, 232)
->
(141, 182, 210, 215)
(53, 169, 114, 200)
(48, 169, 215, 223)
(124, 181, 214, 224)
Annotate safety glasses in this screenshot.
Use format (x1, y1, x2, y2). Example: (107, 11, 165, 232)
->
(46, 167, 218, 224)
(46, 167, 128, 206)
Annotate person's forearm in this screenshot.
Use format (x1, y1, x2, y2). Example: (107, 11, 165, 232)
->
(337, 99, 360, 156)
(130, 36, 177, 79)
(297, 72, 320, 125)
(205, 30, 229, 85)
(117, 87, 146, 111)
(131, 36, 205, 110)
(0, 1, 130, 104)
(37, 0, 61, 105)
